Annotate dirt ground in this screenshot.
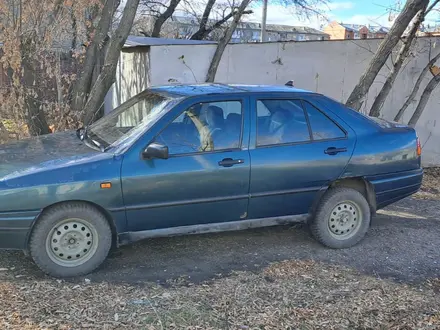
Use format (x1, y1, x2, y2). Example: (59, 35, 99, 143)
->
(1, 169, 440, 329)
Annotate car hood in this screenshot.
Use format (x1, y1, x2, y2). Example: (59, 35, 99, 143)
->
(0, 130, 102, 180)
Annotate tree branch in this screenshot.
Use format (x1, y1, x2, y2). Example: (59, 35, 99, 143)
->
(368, 4, 427, 117)
(191, 8, 253, 40)
(394, 50, 440, 122)
(408, 74, 440, 127)
(205, 0, 252, 82)
(82, 0, 141, 124)
(151, 0, 181, 38)
(345, 0, 430, 111)
(426, 0, 440, 14)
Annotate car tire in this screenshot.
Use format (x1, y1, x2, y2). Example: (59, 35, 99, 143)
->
(29, 202, 112, 278)
(310, 187, 371, 249)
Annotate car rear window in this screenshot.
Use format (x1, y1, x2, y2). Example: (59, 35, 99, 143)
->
(311, 95, 380, 131)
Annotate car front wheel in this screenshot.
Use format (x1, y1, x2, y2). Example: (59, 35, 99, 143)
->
(29, 202, 112, 278)
(310, 187, 371, 249)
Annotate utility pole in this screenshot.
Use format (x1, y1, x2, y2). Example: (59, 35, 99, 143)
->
(260, 0, 268, 42)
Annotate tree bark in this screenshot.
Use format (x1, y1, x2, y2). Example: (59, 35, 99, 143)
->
(368, 5, 427, 118)
(407, 74, 440, 127)
(394, 51, 440, 122)
(82, 0, 141, 124)
(21, 40, 51, 136)
(205, 0, 251, 82)
(151, 0, 181, 38)
(71, 0, 120, 113)
(345, 0, 429, 111)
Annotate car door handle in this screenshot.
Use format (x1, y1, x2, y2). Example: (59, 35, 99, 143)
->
(324, 147, 347, 155)
(218, 158, 245, 167)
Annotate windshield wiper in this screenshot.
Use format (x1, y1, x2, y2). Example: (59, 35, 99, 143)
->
(76, 126, 105, 152)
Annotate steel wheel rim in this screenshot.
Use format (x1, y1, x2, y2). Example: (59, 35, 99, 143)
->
(46, 218, 99, 267)
(328, 201, 362, 240)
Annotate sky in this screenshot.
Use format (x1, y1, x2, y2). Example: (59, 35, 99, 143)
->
(247, 0, 440, 29)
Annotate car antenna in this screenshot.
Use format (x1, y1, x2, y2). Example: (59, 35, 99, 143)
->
(285, 80, 294, 87)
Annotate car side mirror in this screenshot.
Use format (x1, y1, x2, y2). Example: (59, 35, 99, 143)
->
(142, 142, 169, 160)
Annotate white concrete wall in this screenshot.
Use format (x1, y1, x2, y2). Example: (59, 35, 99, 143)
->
(108, 38, 440, 165)
(104, 50, 150, 114)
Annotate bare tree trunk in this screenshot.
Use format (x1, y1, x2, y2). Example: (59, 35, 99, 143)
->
(82, 0, 140, 124)
(205, 0, 251, 82)
(191, 9, 252, 41)
(151, 0, 181, 38)
(394, 51, 440, 122)
(368, 5, 427, 117)
(21, 41, 51, 136)
(345, 0, 429, 111)
(190, 0, 216, 40)
(71, 6, 78, 51)
(71, 0, 120, 113)
(407, 74, 440, 127)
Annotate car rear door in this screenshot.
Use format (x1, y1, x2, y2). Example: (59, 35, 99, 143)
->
(120, 94, 251, 232)
(247, 93, 356, 219)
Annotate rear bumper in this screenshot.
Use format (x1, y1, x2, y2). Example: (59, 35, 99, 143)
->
(367, 168, 423, 210)
(0, 210, 39, 250)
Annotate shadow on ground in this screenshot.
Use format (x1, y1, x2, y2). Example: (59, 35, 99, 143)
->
(1, 197, 440, 285)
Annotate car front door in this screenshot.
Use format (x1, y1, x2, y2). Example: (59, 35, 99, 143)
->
(121, 95, 251, 232)
(247, 94, 356, 219)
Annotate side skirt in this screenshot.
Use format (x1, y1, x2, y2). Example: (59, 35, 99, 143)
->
(118, 214, 309, 246)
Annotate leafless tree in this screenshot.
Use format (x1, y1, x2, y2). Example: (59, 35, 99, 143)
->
(206, 0, 252, 82)
(408, 71, 440, 126)
(394, 50, 440, 121)
(345, 0, 430, 111)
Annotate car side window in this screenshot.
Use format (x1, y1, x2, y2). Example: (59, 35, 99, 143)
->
(303, 101, 346, 140)
(256, 99, 311, 146)
(155, 101, 242, 155)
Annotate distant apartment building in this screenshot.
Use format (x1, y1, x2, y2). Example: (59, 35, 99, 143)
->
(417, 24, 440, 37)
(135, 16, 329, 42)
(324, 21, 390, 40)
(232, 22, 329, 42)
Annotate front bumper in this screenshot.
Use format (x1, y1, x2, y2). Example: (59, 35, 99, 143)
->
(0, 210, 40, 249)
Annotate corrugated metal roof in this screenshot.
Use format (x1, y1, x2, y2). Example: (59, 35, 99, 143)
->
(124, 36, 216, 48)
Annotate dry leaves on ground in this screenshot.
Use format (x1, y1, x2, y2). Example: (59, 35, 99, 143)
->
(1, 260, 440, 329)
(415, 167, 440, 200)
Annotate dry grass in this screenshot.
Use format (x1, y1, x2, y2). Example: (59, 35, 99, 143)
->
(1, 260, 440, 329)
(415, 167, 440, 200)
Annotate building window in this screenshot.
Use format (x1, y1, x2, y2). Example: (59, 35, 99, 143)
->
(361, 33, 367, 39)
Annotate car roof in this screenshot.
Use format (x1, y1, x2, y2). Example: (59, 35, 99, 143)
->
(151, 83, 312, 97)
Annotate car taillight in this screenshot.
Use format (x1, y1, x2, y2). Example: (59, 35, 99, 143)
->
(416, 137, 422, 156)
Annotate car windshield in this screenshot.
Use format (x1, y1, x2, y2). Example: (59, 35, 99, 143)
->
(87, 90, 181, 149)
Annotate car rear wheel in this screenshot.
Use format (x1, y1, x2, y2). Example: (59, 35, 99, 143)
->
(29, 203, 112, 278)
(310, 187, 371, 249)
